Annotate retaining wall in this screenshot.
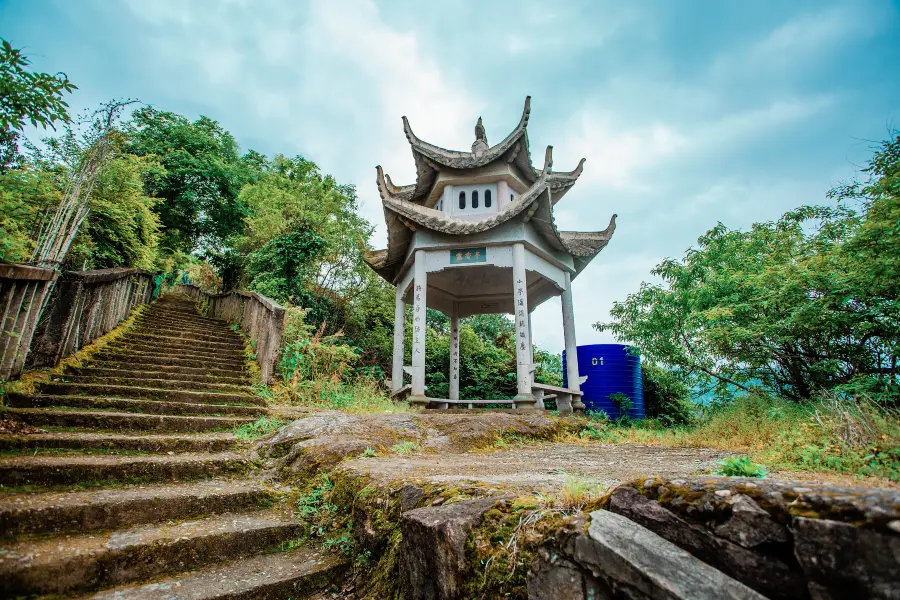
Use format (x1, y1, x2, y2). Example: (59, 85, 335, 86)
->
(176, 284, 285, 384)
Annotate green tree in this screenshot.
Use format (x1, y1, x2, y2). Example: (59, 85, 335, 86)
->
(233, 154, 395, 368)
(125, 107, 254, 254)
(66, 152, 164, 270)
(1, 40, 76, 173)
(597, 134, 900, 403)
(0, 165, 60, 262)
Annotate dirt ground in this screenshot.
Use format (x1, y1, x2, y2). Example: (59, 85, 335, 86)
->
(343, 442, 733, 492)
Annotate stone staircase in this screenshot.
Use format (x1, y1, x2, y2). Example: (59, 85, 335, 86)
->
(0, 295, 343, 599)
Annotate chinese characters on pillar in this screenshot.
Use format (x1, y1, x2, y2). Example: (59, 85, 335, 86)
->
(516, 279, 527, 353)
(413, 284, 423, 356)
(451, 319, 459, 384)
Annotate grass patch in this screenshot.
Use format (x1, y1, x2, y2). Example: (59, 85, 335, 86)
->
(234, 415, 287, 442)
(390, 441, 417, 456)
(270, 378, 411, 414)
(557, 474, 604, 509)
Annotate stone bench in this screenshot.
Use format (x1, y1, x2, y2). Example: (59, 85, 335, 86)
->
(435, 399, 517, 409)
(531, 382, 584, 414)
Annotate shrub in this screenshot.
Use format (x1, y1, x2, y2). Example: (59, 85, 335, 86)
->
(717, 456, 768, 478)
(642, 363, 694, 425)
(608, 392, 633, 417)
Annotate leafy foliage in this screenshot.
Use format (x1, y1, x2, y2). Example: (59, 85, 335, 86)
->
(245, 229, 327, 303)
(641, 363, 694, 425)
(67, 152, 163, 270)
(125, 107, 254, 254)
(0, 166, 60, 262)
(0, 40, 76, 134)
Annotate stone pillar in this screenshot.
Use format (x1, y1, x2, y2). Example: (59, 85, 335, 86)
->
(410, 251, 428, 406)
(391, 286, 406, 394)
(449, 303, 460, 402)
(561, 271, 584, 412)
(512, 243, 535, 408)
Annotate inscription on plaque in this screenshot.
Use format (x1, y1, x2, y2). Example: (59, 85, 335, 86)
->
(449, 247, 487, 264)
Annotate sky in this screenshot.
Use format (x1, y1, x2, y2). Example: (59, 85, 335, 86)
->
(3, 0, 900, 353)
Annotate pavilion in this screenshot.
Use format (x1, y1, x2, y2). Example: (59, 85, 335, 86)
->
(364, 97, 616, 411)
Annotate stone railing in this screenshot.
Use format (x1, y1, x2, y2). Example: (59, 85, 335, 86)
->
(27, 268, 156, 370)
(176, 284, 285, 384)
(0, 264, 58, 380)
(1, 265, 157, 380)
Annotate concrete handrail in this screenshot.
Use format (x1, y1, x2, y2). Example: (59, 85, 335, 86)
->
(27, 268, 157, 371)
(1, 265, 157, 379)
(0, 264, 58, 380)
(176, 284, 285, 384)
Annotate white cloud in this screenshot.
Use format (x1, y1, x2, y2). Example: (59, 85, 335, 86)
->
(712, 3, 885, 77)
(558, 107, 685, 191)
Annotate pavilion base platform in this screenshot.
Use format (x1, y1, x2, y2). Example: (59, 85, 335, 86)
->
(393, 381, 584, 415)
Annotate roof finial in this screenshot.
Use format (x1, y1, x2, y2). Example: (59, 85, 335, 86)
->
(472, 116, 489, 156)
(475, 117, 487, 144)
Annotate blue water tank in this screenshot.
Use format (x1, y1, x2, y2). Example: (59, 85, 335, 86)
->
(563, 344, 645, 419)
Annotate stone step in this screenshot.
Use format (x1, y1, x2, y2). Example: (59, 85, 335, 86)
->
(35, 382, 261, 406)
(0, 479, 274, 537)
(51, 374, 253, 394)
(131, 321, 236, 337)
(0, 509, 305, 597)
(83, 362, 254, 382)
(65, 366, 252, 386)
(129, 326, 243, 345)
(133, 320, 232, 334)
(90, 546, 344, 600)
(4, 408, 254, 433)
(111, 341, 246, 361)
(0, 432, 236, 453)
(0, 451, 247, 487)
(138, 312, 228, 327)
(92, 350, 248, 371)
(118, 332, 246, 352)
(8, 394, 268, 418)
(106, 348, 247, 369)
(108, 334, 245, 355)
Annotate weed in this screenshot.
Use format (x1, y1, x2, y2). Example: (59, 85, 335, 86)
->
(295, 473, 335, 520)
(578, 421, 607, 441)
(609, 392, 633, 414)
(391, 441, 417, 456)
(717, 456, 768, 478)
(251, 383, 273, 403)
(585, 409, 610, 421)
(233, 416, 287, 441)
(359, 447, 378, 458)
(557, 474, 603, 509)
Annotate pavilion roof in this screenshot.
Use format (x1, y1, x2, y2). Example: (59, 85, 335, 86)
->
(399, 96, 585, 205)
(364, 142, 616, 283)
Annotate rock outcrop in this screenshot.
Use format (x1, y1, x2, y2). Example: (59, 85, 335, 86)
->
(594, 476, 900, 600)
(254, 409, 572, 478)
